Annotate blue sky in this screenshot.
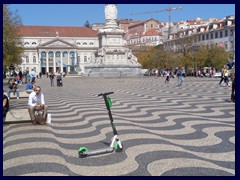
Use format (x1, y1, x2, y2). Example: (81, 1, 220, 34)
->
(9, 4, 235, 26)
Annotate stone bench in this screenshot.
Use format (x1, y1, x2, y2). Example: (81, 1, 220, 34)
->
(4, 91, 29, 99)
(4, 109, 31, 124)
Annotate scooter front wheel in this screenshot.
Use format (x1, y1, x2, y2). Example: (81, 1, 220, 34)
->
(78, 147, 88, 158)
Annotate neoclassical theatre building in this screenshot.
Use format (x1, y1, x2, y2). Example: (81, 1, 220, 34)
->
(18, 26, 99, 74)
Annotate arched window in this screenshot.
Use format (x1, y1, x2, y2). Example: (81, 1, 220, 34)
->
(77, 56, 80, 64)
(48, 52, 53, 57)
(41, 52, 46, 57)
(24, 42, 29, 45)
(56, 52, 61, 57)
(90, 42, 94, 45)
(63, 52, 68, 57)
(83, 42, 87, 45)
(77, 42, 81, 45)
(33, 56, 36, 63)
(26, 56, 29, 63)
(32, 42, 37, 45)
(84, 56, 87, 62)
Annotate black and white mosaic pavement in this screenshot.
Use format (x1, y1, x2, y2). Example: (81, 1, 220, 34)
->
(3, 76, 235, 176)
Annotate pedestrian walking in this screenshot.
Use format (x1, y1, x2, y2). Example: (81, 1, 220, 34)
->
(154, 68, 158, 79)
(49, 71, 55, 86)
(218, 67, 225, 86)
(165, 69, 170, 83)
(176, 67, 183, 87)
(223, 66, 230, 87)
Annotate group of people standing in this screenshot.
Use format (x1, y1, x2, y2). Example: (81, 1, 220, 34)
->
(151, 67, 183, 86)
(48, 70, 63, 87)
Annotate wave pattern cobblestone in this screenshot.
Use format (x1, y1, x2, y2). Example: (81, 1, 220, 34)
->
(3, 77, 235, 176)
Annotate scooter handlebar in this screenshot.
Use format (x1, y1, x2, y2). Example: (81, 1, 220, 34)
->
(98, 92, 114, 97)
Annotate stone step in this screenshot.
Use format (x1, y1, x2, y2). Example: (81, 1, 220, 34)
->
(4, 109, 31, 124)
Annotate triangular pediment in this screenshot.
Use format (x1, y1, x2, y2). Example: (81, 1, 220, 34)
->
(40, 38, 76, 48)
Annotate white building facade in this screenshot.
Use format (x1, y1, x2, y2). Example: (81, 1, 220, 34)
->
(164, 16, 235, 62)
(18, 26, 99, 74)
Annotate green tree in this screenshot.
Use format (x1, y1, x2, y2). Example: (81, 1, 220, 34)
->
(194, 45, 209, 69)
(164, 50, 178, 70)
(3, 4, 23, 71)
(207, 45, 229, 71)
(84, 20, 91, 28)
(137, 46, 155, 69)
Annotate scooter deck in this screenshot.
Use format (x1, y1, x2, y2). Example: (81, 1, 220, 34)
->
(83, 147, 114, 157)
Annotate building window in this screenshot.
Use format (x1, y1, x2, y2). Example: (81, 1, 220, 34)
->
(230, 29, 233, 36)
(56, 52, 60, 57)
(77, 42, 80, 45)
(49, 52, 53, 57)
(33, 56, 36, 63)
(26, 56, 29, 63)
(83, 42, 87, 45)
(206, 34, 209, 40)
(41, 52, 46, 57)
(225, 30, 228, 37)
(202, 34, 205, 41)
(84, 56, 87, 62)
(215, 32, 218, 38)
(230, 41, 234, 49)
(32, 42, 37, 45)
(210, 33, 213, 39)
(220, 31, 223, 38)
(24, 42, 29, 45)
(63, 52, 68, 57)
(90, 42, 94, 45)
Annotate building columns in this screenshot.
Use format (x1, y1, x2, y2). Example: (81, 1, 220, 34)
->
(67, 52, 70, 73)
(38, 52, 41, 73)
(46, 52, 49, 73)
(74, 52, 77, 65)
(53, 52, 56, 73)
(60, 52, 63, 72)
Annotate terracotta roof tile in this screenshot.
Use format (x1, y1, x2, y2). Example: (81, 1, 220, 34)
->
(144, 29, 160, 36)
(128, 21, 144, 28)
(18, 26, 98, 37)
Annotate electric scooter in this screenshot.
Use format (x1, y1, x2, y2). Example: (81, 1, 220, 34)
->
(78, 92, 123, 158)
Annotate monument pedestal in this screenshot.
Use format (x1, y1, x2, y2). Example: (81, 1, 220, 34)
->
(79, 4, 142, 77)
(83, 64, 142, 77)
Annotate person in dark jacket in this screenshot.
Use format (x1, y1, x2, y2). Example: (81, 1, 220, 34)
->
(3, 90, 9, 118)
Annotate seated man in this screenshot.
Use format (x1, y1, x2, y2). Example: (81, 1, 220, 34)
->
(26, 80, 36, 94)
(3, 90, 9, 119)
(28, 86, 48, 125)
(7, 78, 19, 99)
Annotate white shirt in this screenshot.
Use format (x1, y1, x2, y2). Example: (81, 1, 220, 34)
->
(28, 91, 45, 107)
(31, 71, 36, 77)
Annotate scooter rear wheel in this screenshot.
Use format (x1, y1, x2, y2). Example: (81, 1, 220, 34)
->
(115, 143, 123, 152)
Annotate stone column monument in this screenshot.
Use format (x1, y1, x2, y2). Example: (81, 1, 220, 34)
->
(82, 4, 142, 77)
(105, 4, 118, 28)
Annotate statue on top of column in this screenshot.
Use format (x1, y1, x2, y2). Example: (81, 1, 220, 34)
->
(105, 4, 118, 27)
